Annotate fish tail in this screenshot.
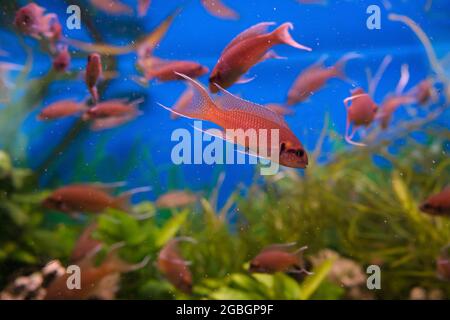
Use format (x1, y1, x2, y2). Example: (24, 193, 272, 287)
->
(272, 22, 312, 51)
(104, 242, 151, 273)
(159, 72, 217, 121)
(333, 52, 362, 80)
(113, 186, 152, 212)
(89, 86, 99, 104)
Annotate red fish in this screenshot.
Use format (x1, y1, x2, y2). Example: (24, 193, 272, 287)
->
(89, 0, 133, 15)
(249, 243, 310, 275)
(45, 244, 148, 299)
(408, 79, 437, 105)
(83, 99, 143, 120)
(90, 114, 139, 131)
(52, 46, 71, 72)
(70, 223, 101, 262)
(14, 3, 57, 38)
(85, 53, 103, 104)
(159, 73, 308, 168)
(377, 94, 416, 129)
(287, 53, 360, 105)
(200, 0, 239, 20)
(419, 187, 450, 217)
(42, 183, 150, 214)
(155, 190, 198, 209)
(343, 88, 378, 146)
(157, 238, 195, 294)
(209, 22, 311, 93)
(144, 59, 209, 82)
(37, 99, 87, 121)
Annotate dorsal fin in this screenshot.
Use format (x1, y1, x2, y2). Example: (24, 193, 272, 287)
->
(221, 22, 276, 55)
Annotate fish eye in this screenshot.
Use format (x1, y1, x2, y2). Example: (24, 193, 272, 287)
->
(296, 149, 304, 157)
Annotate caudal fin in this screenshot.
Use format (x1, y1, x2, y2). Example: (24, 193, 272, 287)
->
(333, 52, 362, 80)
(272, 22, 312, 51)
(113, 186, 152, 212)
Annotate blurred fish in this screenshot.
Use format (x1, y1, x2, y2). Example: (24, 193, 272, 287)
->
(249, 243, 310, 275)
(13, 3, 57, 39)
(143, 58, 209, 82)
(436, 245, 450, 281)
(52, 46, 71, 72)
(408, 78, 438, 105)
(90, 113, 139, 131)
(171, 85, 195, 120)
(85, 53, 103, 104)
(159, 73, 309, 168)
(70, 223, 101, 263)
(200, 0, 239, 20)
(343, 88, 378, 147)
(89, 0, 133, 15)
(137, 0, 151, 17)
(37, 99, 87, 121)
(42, 183, 150, 214)
(156, 190, 198, 209)
(287, 53, 361, 105)
(83, 98, 143, 120)
(157, 237, 196, 294)
(45, 243, 149, 299)
(419, 187, 450, 217)
(264, 103, 295, 116)
(209, 22, 311, 93)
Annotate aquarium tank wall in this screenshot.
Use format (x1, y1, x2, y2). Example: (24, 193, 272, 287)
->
(0, 0, 449, 301)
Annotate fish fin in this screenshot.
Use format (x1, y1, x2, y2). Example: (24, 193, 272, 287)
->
(104, 243, 151, 273)
(113, 187, 152, 212)
(91, 181, 127, 193)
(172, 85, 195, 120)
(271, 22, 312, 51)
(235, 75, 257, 84)
(333, 52, 362, 81)
(222, 22, 276, 54)
(201, 0, 239, 20)
(132, 75, 149, 87)
(89, 86, 99, 104)
(262, 242, 298, 252)
(212, 83, 290, 130)
(258, 50, 287, 64)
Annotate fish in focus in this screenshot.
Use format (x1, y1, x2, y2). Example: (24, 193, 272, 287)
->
(343, 88, 378, 146)
(200, 0, 239, 20)
(89, 0, 133, 15)
(419, 187, 450, 217)
(142, 58, 209, 82)
(37, 99, 87, 121)
(42, 183, 150, 215)
(45, 244, 148, 300)
(159, 73, 309, 169)
(157, 238, 196, 294)
(286, 53, 360, 105)
(209, 22, 311, 93)
(52, 46, 71, 72)
(82, 99, 143, 120)
(249, 243, 310, 275)
(155, 190, 198, 209)
(70, 223, 101, 263)
(85, 53, 103, 104)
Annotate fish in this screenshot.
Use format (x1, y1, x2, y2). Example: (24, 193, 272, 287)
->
(343, 88, 378, 147)
(209, 22, 311, 93)
(143, 59, 209, 82)
(159, 73, 309, 169)
(45, 243, 148, 300)
(42, 183, 150, 215)
(13, 3, 57, 39)
(436, 245, 450, 281)
(85, 53, 103, 104)
(90, 114, 139, 131)
(157, 238, 196, 294)
(408, 79, 437, 105)
(37, 99, 87, 121)
(89, 0, 133, 15)
(249, 243, 310, 275)
(287, 53, 361, 105)
(419, 187, 450, 217)
(264, 103, 295, 116)
(82, 99, 143, 120)
(70, 223, 101, 263)
(155, 190, 198, 209)
(52, 46, 71, 72)
(137, 0, 151, 17)
(200, 0, 239, 20)
(377, 94, 416, 129)
(171, 85, 195, 120)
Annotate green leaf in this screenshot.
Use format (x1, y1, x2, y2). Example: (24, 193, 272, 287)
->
(155, 210, 189, 247)
(299, 258, 334, 300)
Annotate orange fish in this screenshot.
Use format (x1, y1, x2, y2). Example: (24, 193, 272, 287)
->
(249, 243, 310, 275)
(171, 85, 195, 120)
(37, 99, 87, 121)
(83, 99, 143, 120)
(436, 245, 450, 281)
(42, 183, 150, 214)
(144, 59, 209, 82)
(90, 114, 139, 131)
(200, 0, 239, 20)
(408, 79, 437, 105)
(159, 73, 309, 168)
(157, 238, 195, 294)
(209, 22, 311, 93)
(85, 53, 103, 104)
(155, 190, 198, 209)
(70, 223, 101, 262)
(89, 0, 133, 15)
(419, 187, 450, 217)
(13, 3, 57, 38)
(137, 0, 151, 17)
(377, 94, 416, 129)
(45, 244, 148, 299)
(52, 46, 71, 72)
(343, 88, 378, 147)
(287, 53, 360, 105)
